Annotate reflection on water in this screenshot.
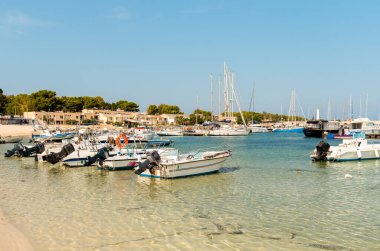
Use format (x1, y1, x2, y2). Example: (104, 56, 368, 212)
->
(1, 134, 380, 250)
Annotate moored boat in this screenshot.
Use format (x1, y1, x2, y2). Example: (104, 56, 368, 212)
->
(135, 147, 232, 178)
(311, 132, 380, 162)
(156, 128, 183, 136)
(0, 136, 23, 144)
(303, 120, 340, 138)
(248, 124, 269, 133)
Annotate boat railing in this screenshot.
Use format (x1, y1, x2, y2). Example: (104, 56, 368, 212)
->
(185, 144, 231, 157)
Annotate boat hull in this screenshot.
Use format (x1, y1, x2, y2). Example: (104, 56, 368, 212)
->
(208, 129, 249, 136)
(140, 155, 230, 178)
(273, 127, 303, 133)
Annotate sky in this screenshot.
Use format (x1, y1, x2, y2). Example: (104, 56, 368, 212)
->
(1, 0, 380, 119)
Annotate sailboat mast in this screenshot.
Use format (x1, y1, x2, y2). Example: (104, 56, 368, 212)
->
(343, 97, 346, 121)
(230, 72, 234, 118)
(218, 75, 221, 118)
(196, 96, 199, 125)
(231, 75, 247, 126)
(349, 95, 353, 119)
(210, 74, 214, 121)
(365, 92, 368, 118)
(223, 61, 228, 119)
(249, 83, 255, 125)
(327, 97, 331, 121)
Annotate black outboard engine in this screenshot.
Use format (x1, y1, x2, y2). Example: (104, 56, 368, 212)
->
(84, 147, 110, 166)
(4, 142, 45, 157)
(134, 150, 161, 175)
(312, 141, 330, 161)
(4, 143, 25, 157)
(45, 143, 75, 164)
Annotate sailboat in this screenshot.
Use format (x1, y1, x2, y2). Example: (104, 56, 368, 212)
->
(272, 90, 305, 133)
(208, 62, 250, 136)
(247, 83, 269, 133)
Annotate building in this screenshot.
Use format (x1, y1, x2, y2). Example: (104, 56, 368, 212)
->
(23, 110, 189, 126)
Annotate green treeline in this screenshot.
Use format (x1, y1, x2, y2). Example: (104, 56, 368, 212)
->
(146, 104, 183, 115)
(0, 89, 139, 115)
(174, 109, 304, 125)
(0, 89, 303, 124)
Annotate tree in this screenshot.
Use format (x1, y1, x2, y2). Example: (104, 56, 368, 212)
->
(0, 89, 6, 114)
(157, 104, 183, 114)
(60, 97, 83, 112)
(175, 115, 190, 125)
(147, 105, 159, 115)
(4, 94, 31, 115)
(115, 100, 139, 112)
(30, 90, 59, 112)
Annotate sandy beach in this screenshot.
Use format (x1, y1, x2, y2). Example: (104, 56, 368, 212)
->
(0, 125, 34, 138)
(0, 210, 33, 251)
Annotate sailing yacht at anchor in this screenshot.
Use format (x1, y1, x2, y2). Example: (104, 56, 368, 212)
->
(208, 62, 250, 136)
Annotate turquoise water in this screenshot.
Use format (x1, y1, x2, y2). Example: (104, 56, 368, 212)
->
(1, 134, 380, 250)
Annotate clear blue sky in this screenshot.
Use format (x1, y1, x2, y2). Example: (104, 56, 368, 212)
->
(1, 0, 380, 119)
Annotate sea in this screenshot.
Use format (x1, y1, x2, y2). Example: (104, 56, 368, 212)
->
(1, 133, 380, 250)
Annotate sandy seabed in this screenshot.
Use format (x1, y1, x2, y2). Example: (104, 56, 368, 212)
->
(0, 210, 34, 251)
(0, 125, 35, 250)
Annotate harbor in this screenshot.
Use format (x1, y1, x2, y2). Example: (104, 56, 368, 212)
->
(1, 133, 380, 250)
(2, 1, 380, 250)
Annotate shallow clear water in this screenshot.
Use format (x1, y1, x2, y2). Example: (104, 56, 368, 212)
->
(1, 134, 380, 250)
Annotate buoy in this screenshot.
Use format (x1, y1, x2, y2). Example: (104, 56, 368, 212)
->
(344, 174, 352, 179)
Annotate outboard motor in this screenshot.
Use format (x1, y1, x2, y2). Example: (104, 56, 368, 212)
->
(4, 143, 25, 157)
(312, 141, 330, 161)
(134, 150, 161, 175)
(4, 142, 45, 157)
(45, 143, 75, 164)
(84, 147, 110, 166)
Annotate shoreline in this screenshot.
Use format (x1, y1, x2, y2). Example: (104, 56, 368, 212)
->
(0, 209, 34, 251)
(0, 125, 34, 138)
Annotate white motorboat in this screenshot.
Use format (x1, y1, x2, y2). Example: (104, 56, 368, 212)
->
(248, 124, 269, 133)
(99, 148, 178, 171)
(208, 127, 249, 136)
(156, 128, 183, 136)
(311, 133, 380, 162)
(130, 126, 155, 141)
(348, 118, 380, 139)
(136, 147, 232, 178)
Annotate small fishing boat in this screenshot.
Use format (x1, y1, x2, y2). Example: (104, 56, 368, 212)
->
(272, 126, 304, 133)
(183, 129, 207, 136)
(0, 136, 23, 144)
(32, 130, 76, 142)
(311, 132, 380, 162)
(135, 147, 232, 178)
(248, 124, 269, 133)
(98, 148, 178, 171)
(208, 125, 249, 136)
(156, 128, 183, 136)
(303, 120, 340, 138)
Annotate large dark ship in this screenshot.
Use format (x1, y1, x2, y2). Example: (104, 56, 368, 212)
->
(303, 120, 340, 138)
